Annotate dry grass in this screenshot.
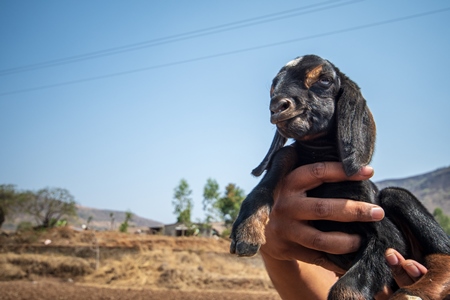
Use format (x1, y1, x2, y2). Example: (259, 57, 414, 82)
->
(84, 248, 271, 291)
(0, 253, 93, 280)
(0, 228, 274, 292)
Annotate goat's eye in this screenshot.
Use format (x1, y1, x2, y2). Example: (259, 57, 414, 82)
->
(318, 77, 332, 87)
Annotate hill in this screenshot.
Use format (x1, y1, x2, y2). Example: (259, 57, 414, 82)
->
(76, 206, 164, 230)
(2, 206, 164, 232)
(376, 166, 450, 215)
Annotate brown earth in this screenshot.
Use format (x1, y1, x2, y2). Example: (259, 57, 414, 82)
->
(0, 279, 279, 300)
(0, 228, 280, 300)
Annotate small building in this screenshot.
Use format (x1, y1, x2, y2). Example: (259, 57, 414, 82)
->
(209, 222, 227, 236)
(164, 222, 190, 236)
(163, 221, 227, 237)
(149, 224, 164, 235)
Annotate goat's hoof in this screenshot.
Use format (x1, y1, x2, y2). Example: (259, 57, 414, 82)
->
(229, 202, 270, 257)
(230, 239, 260, 257)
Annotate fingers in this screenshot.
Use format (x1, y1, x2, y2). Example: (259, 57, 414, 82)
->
(260, 233, 348, 275)
(294, 224, 361, 254)
(282, 162, 374, 193)
(263, 162, 379, 275)
(269, 197, 366, 255)
(266, 210, 361, 256)
(286, 197, 385, 222)
(385, 249, 427, 287)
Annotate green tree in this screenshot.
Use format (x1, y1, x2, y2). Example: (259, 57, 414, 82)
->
(172, 179, 193, 224)
(216, 183, 245, 225)
(202, 178, 220, 223)
(119, 211, 133, 233)
(433, 207, 450, 235)
(24, 187, 77, 228)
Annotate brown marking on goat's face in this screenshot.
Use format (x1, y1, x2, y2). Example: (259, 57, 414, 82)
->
(304, 64, 323, 88)
(236, 205, 270, 246)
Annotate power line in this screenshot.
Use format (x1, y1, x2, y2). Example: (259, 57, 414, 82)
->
(0, 0, 361, 76)
(1, 6, 449, 98)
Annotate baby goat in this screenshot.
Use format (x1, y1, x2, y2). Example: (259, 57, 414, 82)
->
(230, 54, 450, 299)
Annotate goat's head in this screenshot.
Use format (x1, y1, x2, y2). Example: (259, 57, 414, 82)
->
(252, 54, 376, 177)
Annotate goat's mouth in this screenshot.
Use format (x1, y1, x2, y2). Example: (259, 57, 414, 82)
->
(274, 114, 320, 141)
(270, 110, 304, 124)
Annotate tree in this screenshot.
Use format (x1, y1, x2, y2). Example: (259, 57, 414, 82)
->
(87, 215, 93, 229)
(172, 179, 193, 224)
(216, 183, 245, 225)
(0, 184, 17, 228)
(119, 211, 133, 233)
(433, 207, 450, 235)
(109, 212, 115, 230)
(202, 178, 220, 223)
(25, 187, 77, 228)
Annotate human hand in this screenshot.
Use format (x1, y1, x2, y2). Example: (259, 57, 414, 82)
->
(385, 248, 427, 286)
(373, 249, 428, 299)
(260, 162, 384, 274)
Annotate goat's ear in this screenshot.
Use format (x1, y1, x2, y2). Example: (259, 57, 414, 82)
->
(251, 131, 287, 177)
(336, 78, 376, 176)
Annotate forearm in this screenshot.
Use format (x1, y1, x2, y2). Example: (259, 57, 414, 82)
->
(261, 250, 338, 300)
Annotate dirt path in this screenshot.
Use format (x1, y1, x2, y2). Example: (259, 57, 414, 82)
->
(0, 280, 281, 300)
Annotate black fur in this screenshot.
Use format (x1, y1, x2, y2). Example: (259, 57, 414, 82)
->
(230, 55, 450, 299)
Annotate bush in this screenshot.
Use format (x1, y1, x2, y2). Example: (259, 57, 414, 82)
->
(119, 222, 128, 233)
(16, 221, 34, 232)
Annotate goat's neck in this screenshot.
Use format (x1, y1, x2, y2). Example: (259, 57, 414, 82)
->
(294, 134, 339, 165)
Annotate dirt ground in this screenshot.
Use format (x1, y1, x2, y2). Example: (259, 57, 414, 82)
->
(0, 279, 280, 300)
(0, 228, 281, 300)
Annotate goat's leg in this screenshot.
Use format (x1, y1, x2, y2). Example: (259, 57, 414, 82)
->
(380, 188, 450, 299)
(328, 236, 395, 300)
(230, 146, 298, 256)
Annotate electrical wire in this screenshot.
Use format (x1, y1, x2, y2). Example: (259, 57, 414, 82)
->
(1, 6, 449, 97)
(0, 0, 361, 77)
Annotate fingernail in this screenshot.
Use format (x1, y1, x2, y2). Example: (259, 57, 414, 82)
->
(371, 207, 385, 220)
(359, 166, 374, 177)
(405, 263, 422, 278)
(386, 252, 399, 266)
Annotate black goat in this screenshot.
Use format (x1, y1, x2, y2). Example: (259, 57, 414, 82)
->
(230, 54, 450, 299)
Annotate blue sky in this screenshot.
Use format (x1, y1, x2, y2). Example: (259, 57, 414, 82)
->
(1, 0, 449, 224)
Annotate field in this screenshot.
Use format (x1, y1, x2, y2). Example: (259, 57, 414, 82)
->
(0, 227, 279, 300)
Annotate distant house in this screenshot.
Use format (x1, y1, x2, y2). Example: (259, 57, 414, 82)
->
(149, 224, 164, 235)
(209, 222, 227, 236)
(163, 221, 227, 237)
(164, 222, 190, 236)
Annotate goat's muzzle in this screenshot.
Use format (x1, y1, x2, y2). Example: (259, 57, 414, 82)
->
(270, 97, 298, 124)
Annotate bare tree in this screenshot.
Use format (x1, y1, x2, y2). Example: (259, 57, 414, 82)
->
(25, 187, 77, 228)
(109, 212, 115, 230)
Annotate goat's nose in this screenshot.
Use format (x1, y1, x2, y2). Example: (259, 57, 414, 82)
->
(270, 98, 295, 124)
(270, 98, 292, 115)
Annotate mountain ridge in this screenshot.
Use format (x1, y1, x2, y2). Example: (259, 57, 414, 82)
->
(75, 205, 164, 230)
(375, 166, 450, 215)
